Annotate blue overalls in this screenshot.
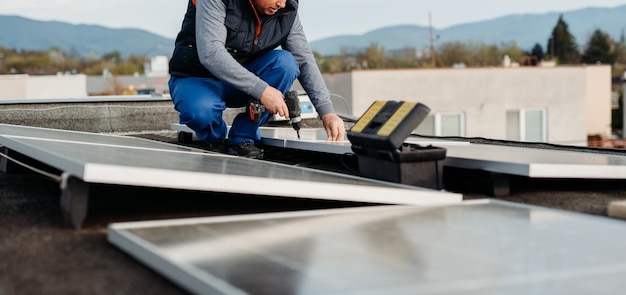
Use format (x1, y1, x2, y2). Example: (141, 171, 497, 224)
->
(168, 50, 300, 145)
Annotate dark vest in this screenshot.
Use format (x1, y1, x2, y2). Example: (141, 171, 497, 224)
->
(169, 0, 298, 78)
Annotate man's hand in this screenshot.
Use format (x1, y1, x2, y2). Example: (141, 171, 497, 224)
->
(322, 113, 345, 141)
(259, 86, 289, 118)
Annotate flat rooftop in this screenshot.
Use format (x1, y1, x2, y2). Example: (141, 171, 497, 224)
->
(2, 98, 626, 294)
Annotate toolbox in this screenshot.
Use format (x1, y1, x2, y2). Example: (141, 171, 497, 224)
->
(347, 101, 446, 190)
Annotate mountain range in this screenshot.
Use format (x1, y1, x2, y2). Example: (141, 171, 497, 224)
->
(309, 5, 626, 56)
(0, 15, 173, 58)
(0, 5, 625, 58)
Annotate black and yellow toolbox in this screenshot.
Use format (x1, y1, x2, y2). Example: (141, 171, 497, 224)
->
(347, 101, 446, 190)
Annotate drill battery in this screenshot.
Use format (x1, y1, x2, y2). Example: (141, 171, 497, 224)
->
(247, 100, 266, 123)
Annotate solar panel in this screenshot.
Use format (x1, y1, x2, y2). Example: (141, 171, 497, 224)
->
(258, 127, 469, 154)
(108, 199, 626, 295)
(172, 123, 626, 199)
(443, 143, 626, 179)
(170, 123, 470, 155)
(257, 126, 626, 180)
(0, 124, 461, 228)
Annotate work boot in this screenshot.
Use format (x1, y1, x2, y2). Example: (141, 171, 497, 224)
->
(228, 141, 264, 159)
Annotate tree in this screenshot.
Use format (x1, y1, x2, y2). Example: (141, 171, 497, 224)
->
(101, 51, 122, 63)
(474, 43, 500, 67)
(546, 15, 580, 64)
(359, 43, 386, 69)
(438, 41, 472, 67)
(499, 41, 525, 64)
(581, 29, 616, 65)
(530, 43, 544, 61)
(615, 29, 626, 65)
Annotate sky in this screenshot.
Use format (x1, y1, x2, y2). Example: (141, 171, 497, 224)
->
(1, 0, 626, 42)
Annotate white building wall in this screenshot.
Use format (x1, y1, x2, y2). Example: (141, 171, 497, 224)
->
(0, 75, 28, 100)
(25, 74, 87, 99)
(585, 66, 612, 137)
(337, 66, 611, 145)
(0, 74, 88, 100)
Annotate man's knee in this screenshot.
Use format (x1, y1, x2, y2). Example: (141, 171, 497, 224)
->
(181, 97, 225, 125)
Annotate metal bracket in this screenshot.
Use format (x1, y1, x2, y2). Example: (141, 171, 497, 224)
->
(178, 131, 193, 143)
(0, 146, 8, 174)
(60, 173, 90, 229)
(491, 172, 510, 197)
(0, 146, 20, 174)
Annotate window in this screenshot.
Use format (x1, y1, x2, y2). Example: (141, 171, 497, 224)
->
(414, 112, 465, 137)
(436, 112, 466, 137)
(414, 115, 435, 136)
(507, 108, 547, 142)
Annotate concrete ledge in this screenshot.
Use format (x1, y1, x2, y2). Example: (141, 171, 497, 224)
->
(608, 200, 626, 219)
(0, 96, 179, 133)
(1, 95, 325, 135)
(0, 94, 172, 105)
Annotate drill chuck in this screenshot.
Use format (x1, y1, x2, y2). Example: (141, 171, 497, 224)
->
(289, 116, 302, 130)
(284, 90, 302, 138)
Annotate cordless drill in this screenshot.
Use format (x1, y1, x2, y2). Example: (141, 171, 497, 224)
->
(284, 90, 302, 139)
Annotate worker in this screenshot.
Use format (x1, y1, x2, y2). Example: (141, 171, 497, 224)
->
(168, 0, 345, 159)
